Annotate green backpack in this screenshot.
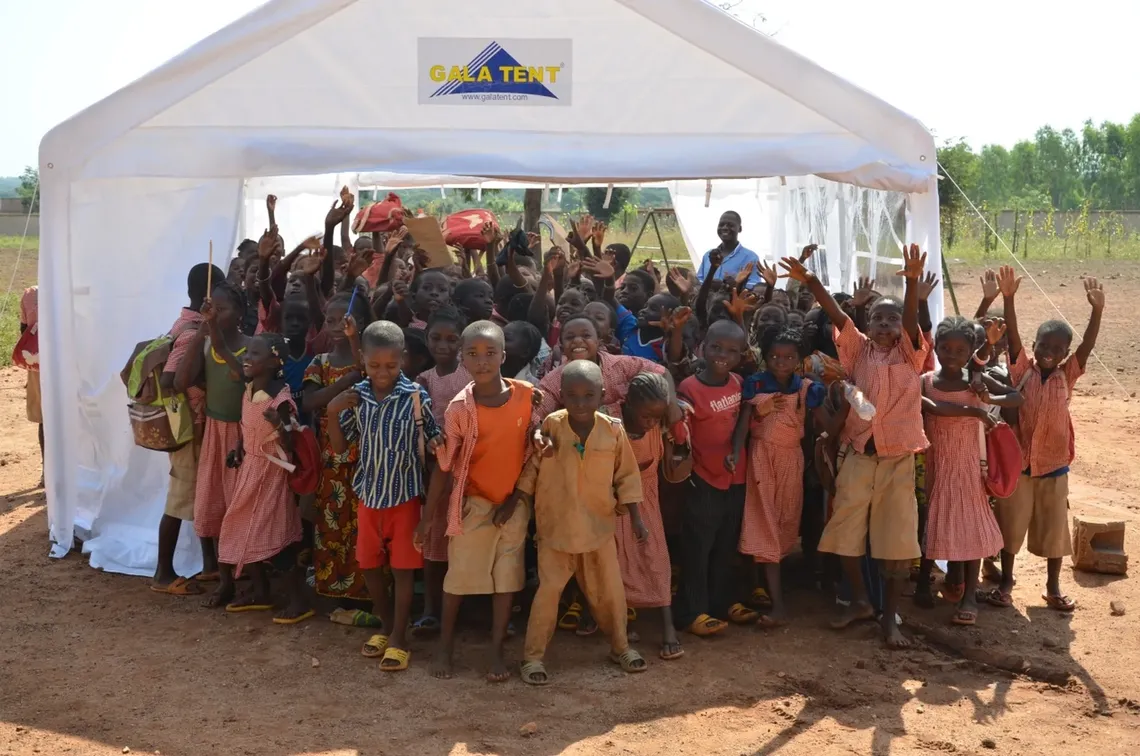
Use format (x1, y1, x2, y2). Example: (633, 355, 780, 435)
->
(120, 324, 197, 451)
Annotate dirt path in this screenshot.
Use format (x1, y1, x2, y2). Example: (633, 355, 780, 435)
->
(1, 261, 1139, 755)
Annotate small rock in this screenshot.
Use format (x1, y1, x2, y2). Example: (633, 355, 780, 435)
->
(776, 671, 786, 678)
(311, 657, 320, 667)
(123, 749, 131, 754)
(855, 660, 866, 670)
(982, 737, 997, 749)
(1059, 282, 1067, 287)
(519, 722, 538, 738)
(1011, 630, 1019, 635)
(916, 704, 925, 714)
(1042, 638, 1057, 649)
(1111, 601, 1126, 616)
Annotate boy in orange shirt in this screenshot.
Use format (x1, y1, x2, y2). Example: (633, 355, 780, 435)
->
(418, 321, 538, 683)
(781, 245, 930, 649)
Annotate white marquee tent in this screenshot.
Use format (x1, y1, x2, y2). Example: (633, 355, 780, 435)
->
(38, 0, 940, 575)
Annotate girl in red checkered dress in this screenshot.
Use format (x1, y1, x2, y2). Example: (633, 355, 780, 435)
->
(919, 316, 1022, 625)
(731, 327, 826, 627)
(413, 306, 471, 637)
(618, 372, 693, 661)
(213, 333, 310, 624)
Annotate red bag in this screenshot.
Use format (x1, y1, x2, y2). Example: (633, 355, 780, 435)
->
(287, 425, 320, 496)
(11, 323, 38, 371)
(980, 421, 1022, 499)
(352, 192, 405, 234)
(443, 209, 498, 250)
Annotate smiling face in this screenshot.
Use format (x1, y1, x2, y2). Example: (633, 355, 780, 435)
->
(717, 212, 741, 247)
(1034, 331, 1071, 372)
(363, 344, 403, 394)
(703, 322, 745, 379)
(765, 342, 800, 381)
(560, 318, 600, 363)
(867, 299, 903, 348)
(242, 336, 277, 381)
(555, 288, 589, 325)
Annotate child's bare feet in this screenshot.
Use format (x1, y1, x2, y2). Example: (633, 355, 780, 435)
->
(430, 655, 454, 680)
(202, 582, 235, 609)
(486, 655, 511, 683)
(757, 606, 788, 628)
(830, 601, 874, 630)
(882, 615, 911, 649)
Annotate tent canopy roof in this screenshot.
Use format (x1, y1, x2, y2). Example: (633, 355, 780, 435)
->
(41, 0, 935, 192)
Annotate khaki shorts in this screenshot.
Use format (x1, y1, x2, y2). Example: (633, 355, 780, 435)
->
(443, 495, 528, 596)
(818, 448, 921, 562)
(25, 371, 42, 424)
(164, 438, 201, 521)
(995, 474, 1071, 559)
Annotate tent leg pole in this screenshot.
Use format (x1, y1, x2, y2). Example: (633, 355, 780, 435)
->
(651, 211, 670, 273)
(940, 253, 960, 316)
(629, 211, 653, 259)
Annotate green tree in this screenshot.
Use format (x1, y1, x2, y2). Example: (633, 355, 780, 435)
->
(583, 187, 633, 222)
(936, 139, 979, 248)
(17, 167, 39, 212)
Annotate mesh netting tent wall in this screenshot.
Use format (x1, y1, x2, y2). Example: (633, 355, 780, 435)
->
(38, 0, 939, 575)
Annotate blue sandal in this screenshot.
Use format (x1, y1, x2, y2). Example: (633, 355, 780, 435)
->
(410, 615, 441, 638)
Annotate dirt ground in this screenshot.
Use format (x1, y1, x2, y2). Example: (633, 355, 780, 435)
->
(1, 259, 1139, 756)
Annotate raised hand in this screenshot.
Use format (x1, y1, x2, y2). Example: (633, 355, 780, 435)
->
(200, 299, 217, 324)
(480, 220, 501, 246)
(339, 185, 354, 208)
(591, 220, 607, 249)
(391, 280, 410, 302)
(799, 243, 818, 263)
(896, 243, 926, 280)
(385, 226, 409, 254)
(325, 197, 352, 227)
(983, 317, 1006, 346)
(916, 271, 940, 301)
(668, 267, 694, 297)
(642, 259, 660, 281)
(724, 288, 760, 320)
(980, 269, 999, 300)
(301, 234, 322, 252)
(575, 214, 594, 242)
(759, 261, 779, 288)
(257, 227, 278, 261)
(734, 262, 755, 290)
(343, 315, 358, 340)
(296, 248, 325, 277)
(545, 250, 567, 276)
(777, 256, 811, 283)
(851, 276, 877, 308)
(582, 256, 615, 280)
(1084, 276, 1105, 311)
(266, 194, 277, 215)
(526, 232, 542, 254)
(996, 265, 1022, 298)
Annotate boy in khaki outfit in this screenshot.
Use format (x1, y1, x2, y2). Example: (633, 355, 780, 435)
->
(517, 360, 648, 685)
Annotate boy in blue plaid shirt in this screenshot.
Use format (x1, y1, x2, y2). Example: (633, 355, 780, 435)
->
(329, 321, 441, 672)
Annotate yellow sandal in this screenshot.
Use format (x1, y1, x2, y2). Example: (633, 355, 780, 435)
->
(361, 634, 389, 658)
(687, 613, 727, 637)
(379, 646, 411, 672)
(728, 602, 760, 625)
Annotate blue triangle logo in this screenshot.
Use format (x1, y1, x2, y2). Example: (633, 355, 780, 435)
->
(431, 42, 558, 99)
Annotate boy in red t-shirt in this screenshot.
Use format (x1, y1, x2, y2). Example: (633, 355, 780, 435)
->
(673, 320, 759, 637)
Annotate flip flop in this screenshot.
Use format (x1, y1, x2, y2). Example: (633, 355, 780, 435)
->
(686, 613, 727, 637)
(150, 576, 203, 596)
(609, 648, 648, 673)
(272, 609, 315, 625)
(1042, 593, 1076, 612)
(940, 582, 965, 604)
(361, 634, 389, 658)
(329, 608, 383, 628)
(951, 609, 977, 626)
(379, 646, 411, 672)
(626, 607, 638, 622)
(225, 599, 274, 613)
(410, 615, 441, 638)
(978, 588, 1013, 608)
(750, 587, 773, 610)
(728, 602, 760, 624)
(575, 616, 599, 637)
(659, 642, 685, 661)
(558, 602, 583, 631)
(520, 660, 550, 686)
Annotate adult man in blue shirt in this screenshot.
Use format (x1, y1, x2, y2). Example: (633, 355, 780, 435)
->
(695, 211, 761, 288)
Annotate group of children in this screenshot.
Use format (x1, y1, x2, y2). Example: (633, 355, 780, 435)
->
(146, 192, 1106, 683)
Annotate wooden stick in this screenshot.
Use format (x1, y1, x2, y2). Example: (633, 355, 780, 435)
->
(207, 240, 214, 297)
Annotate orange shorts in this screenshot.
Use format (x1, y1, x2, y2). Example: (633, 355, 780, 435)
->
(356, 498, 424, 571)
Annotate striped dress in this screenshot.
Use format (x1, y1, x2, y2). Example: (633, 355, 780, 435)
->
(615, 427, 672, 608)
(922, 374, 1004, 561)
(217, 386, 303, 575)
(739, 380, 814, 563)
(417, 365, 472, 562)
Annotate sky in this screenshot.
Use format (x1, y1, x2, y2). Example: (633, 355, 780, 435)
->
(1, 0, 1137, 176)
